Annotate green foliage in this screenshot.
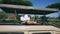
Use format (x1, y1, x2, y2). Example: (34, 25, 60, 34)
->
(46, 2, 60, 10)
(46, 3, 60, 28)
(0, 0, 32, 6)
(0, 12, 8, 21)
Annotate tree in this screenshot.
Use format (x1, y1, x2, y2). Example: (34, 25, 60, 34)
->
(0, 0, 32, 6)
(46, 3, 60, 19)
(46, 3, 60, 28)
(0, 12, 8, 22)
(46, 3, 60, 9)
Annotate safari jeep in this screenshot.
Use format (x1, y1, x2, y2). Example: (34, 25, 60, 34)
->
(0, 4, 60, 34)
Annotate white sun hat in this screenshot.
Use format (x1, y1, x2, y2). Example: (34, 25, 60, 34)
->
(20, 14, 30, 21)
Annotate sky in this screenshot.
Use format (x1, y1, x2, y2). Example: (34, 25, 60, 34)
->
(28, 0, 60, 17)
(29, 0, 60, 8)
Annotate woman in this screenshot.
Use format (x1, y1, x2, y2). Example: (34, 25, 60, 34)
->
(20, 14, 37, 25)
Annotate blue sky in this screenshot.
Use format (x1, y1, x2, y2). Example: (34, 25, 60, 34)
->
(29, 0, 60, 8)
(28, 0, 60, 17)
